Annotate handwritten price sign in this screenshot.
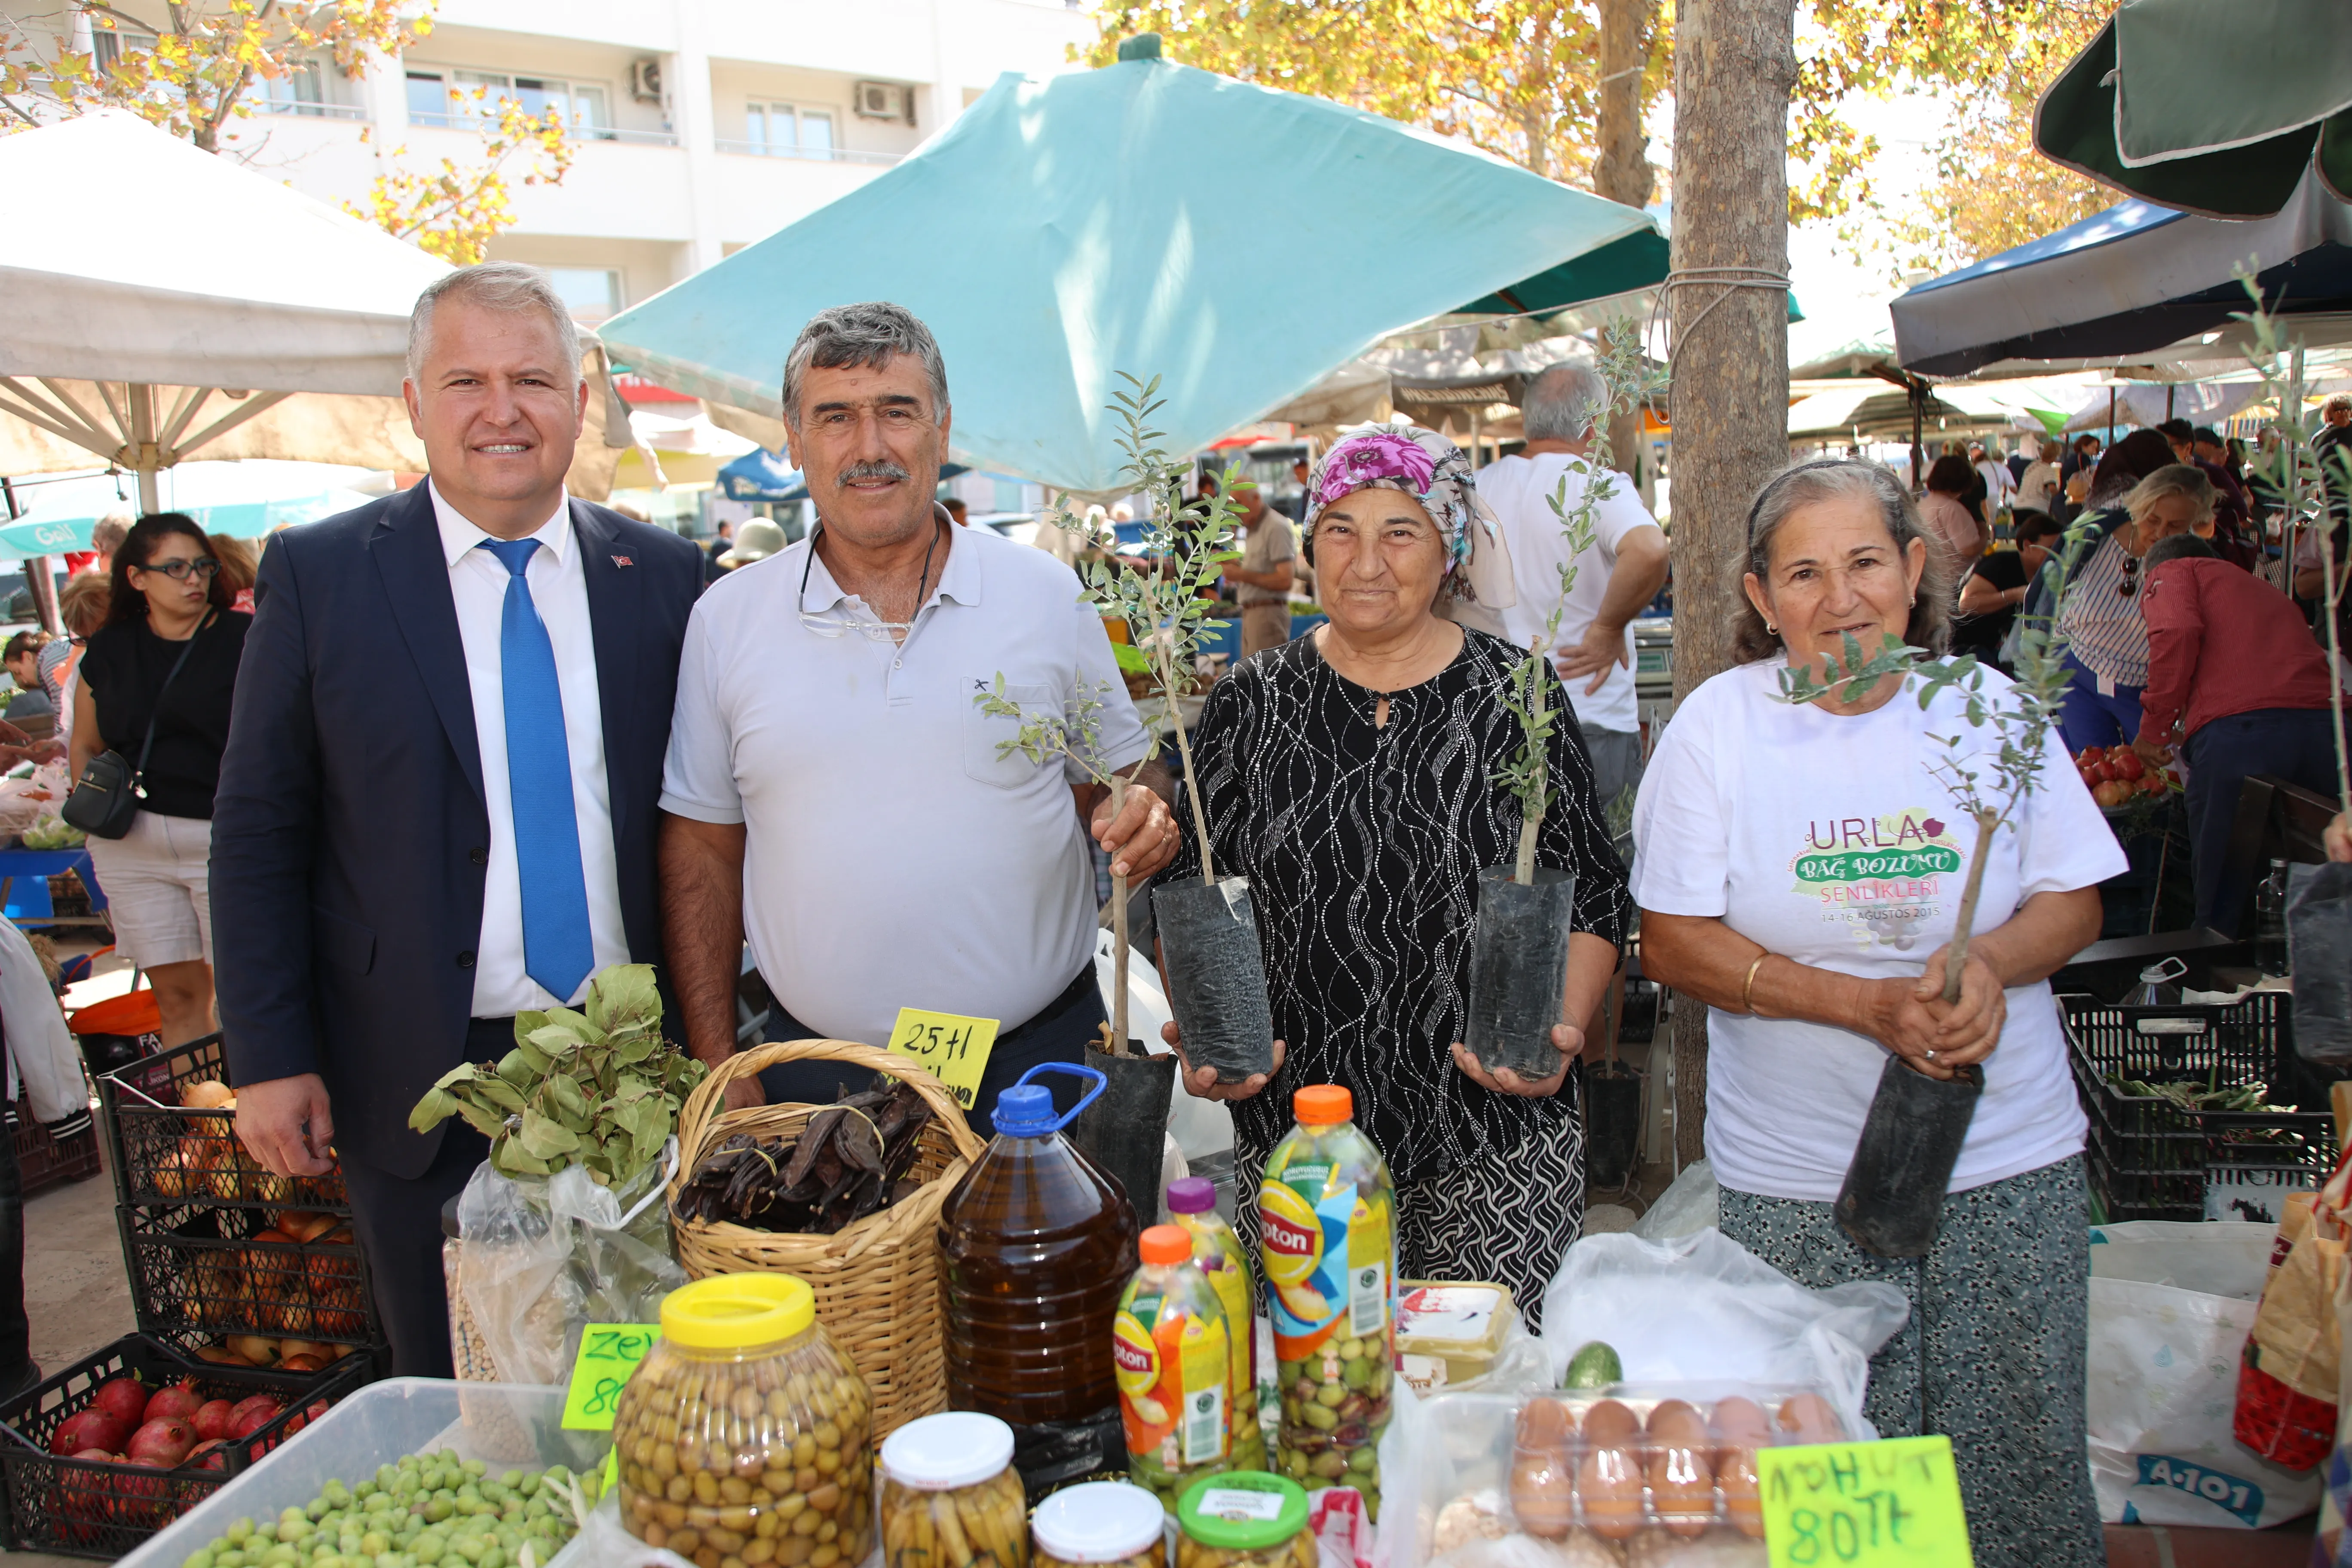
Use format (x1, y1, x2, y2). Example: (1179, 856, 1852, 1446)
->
(560, 1322, 659, 1431)
(1759, 1436, 1972, 1567)
(886, 1008, 1000, 1111)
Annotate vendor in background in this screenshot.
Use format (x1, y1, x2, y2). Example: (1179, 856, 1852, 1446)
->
(659, 302, 1179, 1129)
(1206, 470, 1297, 657)
(72, 514, 248, 1048)
(1917, 454, 1987, 576)
(2158, 419, 2255, 568)
(40, 575, 107, 759)
(3, 632, 51, 721)
(2015, 439, 2060, 518)
(1633, 458, 2122, 1568)
(2034, 429, 2182, 753)
(942, 495, 969, 527)
(1161, 426, 1629, 1321)
(1951, 511, 2062, 672)
(207, 533, 258, 614)
(2134, 532, 2347, 931)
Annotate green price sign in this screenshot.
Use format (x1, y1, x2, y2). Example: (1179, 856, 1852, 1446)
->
(1758, 1436, 1972, 1567)
(560, 1322, 659, 1431)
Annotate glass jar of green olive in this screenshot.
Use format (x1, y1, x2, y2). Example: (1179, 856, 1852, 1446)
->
(614, 1275, 873, 1568)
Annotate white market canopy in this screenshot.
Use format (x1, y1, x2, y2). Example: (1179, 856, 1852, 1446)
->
(0, 112, 627, 505)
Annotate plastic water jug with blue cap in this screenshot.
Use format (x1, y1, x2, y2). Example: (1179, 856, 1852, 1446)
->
(939, 1061, 1141, 1426)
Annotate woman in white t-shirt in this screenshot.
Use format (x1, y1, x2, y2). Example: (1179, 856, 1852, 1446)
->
(1630, 458, 2124, 1568)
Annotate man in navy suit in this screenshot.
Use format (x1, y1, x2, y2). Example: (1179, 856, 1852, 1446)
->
(212, 263, 702, 1376)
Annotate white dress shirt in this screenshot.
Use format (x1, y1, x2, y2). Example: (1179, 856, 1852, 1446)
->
(430, 481, 631, 1015)
(660, 525, 1150, 1045)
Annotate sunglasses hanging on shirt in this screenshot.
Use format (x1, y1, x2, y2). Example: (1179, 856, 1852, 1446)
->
(2117, 555, 2140, 597)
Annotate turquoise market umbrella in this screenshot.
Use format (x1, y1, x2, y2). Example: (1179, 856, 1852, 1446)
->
(2035, 0, 2352, 219)
(600, 39, 1658, 496)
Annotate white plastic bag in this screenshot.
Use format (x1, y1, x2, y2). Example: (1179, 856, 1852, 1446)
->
(1539, 1230, 1909, 1439)
(1629, 1159, 1718, 1243)
(2086, 1219, 2318, 1529)
(456, 1143, 686, 1386)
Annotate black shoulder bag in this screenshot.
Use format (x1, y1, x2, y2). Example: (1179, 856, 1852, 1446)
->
(63, 612, 213, 841)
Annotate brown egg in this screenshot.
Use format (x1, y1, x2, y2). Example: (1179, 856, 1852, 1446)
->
(1511, 1439, 1576, 1538)
(1580, 1398, 1640, 1445)
(1645, 1400, 1707, 1444)
(1778, 1393, 1844, 1442)
(1646, 1443, 1715, 1537)
(1576, 1445, 1645, 1540)
(1516, 1396, 1576, 1446)
(1718, 1447, 1763, 1538)
(1709, 1396, 1772, 1452)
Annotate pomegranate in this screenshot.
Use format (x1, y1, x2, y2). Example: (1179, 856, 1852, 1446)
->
(126, 1415, 196, 1468)
(192, 1399, 236, 1441)
(227, 1396, 282, 1440)
(91, 1376, 149, 1426)
(187, 1438, 231, 1471)
(277, 1354, 327, 1374)
(49, 1409, 130, 1458)
(141, 1382, 205, 1424)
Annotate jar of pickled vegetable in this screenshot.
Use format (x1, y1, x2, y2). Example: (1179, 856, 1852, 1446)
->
(1032, 1480, 1167, 1568)
(1174, 1473, 1313, 1568)
(879, 1411, 1030, 1568)
(613, 1274, 874, 1568)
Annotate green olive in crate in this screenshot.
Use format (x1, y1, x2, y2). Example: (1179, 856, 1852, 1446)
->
(177, 1452, 596, 1568)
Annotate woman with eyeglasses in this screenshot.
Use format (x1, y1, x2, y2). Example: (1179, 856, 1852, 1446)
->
(1632, 459, 2123, 1568)
(70, 513, 249, 1046)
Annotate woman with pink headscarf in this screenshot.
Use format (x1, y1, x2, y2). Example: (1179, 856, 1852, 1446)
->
(1157, 426, 1629, 1318)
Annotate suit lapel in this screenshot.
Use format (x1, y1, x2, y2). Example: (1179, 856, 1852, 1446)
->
(370, 482, 487, 805)
(572, 501, 638, 828)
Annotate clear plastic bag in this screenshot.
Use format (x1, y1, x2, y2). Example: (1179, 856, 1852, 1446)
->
(1628, 1162, 1717, 1244)
(456, 1142, 685, 1386)
(1538, 1231, 1908, 1440)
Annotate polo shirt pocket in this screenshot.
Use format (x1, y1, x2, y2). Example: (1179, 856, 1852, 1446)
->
(964, 679, 1057, 788)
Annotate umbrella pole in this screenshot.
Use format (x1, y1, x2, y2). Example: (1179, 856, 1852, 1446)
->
(131, 383, 161, 516)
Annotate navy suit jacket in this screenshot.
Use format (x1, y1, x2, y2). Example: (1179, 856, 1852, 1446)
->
(211, 481, 702, 1178)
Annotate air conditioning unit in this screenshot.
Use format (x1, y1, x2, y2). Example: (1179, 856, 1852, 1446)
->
(853, 80, 913, 122)
(630, 58, 663, 103)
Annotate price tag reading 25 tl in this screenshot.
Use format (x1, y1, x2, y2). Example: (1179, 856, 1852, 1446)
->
(886, 1008, 1000, 1111)
(1758, 1436, 1973, 1567)
(561, 1323, 659, 1431)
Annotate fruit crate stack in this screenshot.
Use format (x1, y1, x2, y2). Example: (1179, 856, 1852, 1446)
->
(0, 1035, 389, 1555)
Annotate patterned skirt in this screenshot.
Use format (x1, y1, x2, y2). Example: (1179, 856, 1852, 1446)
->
(1717, 1156, 2102, 1568)
(1231, 1101, 1585, 1332)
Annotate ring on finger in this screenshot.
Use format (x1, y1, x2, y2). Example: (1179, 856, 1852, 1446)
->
(1923, 1048, 1938, 1061)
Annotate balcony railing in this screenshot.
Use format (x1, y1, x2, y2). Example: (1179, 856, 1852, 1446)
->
(407, 111, 678, 147)
(254, 99, 370, 120)
(713, 141, 901, 166)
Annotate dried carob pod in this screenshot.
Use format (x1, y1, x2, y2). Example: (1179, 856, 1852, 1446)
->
(672, 1081, 936, 1234)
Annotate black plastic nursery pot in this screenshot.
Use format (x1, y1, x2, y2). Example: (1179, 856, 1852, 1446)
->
(1154, 877, 1276, 1083)
(1072, 1040, 1176, 1218)
(1835, 1054, 1983, 1258)
(1465, 867, 1577, 1082)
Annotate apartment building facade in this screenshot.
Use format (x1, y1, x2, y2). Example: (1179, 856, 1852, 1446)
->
(34, 0, 1093, 327)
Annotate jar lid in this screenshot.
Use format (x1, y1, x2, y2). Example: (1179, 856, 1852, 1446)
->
(1294, 1085, 1352, 1126)
(881, 1411, 1015, 1490)
(1177, 1472, 1308, 1550)
(1165, 1178, 1216, 1215)
(1032, 1481, 1165, 1562)
(658, 1274, 814, 1350)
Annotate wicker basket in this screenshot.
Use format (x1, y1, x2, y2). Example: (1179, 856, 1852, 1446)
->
(668, 1040, 986, 1439)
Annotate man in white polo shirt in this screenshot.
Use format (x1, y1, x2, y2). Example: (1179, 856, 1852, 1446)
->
(659, 302, 1178, 1130)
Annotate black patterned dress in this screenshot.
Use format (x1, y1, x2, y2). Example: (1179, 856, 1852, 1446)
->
(1160, 627, 1629, 1318)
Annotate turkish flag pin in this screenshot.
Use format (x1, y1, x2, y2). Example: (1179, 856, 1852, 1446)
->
(612, 555, 634, 568)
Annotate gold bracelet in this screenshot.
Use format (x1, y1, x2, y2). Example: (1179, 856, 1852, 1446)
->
(1742, 953, 1771, 1016)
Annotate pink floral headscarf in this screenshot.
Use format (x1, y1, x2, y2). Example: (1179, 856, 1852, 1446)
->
(1305, 426, 1516, 623)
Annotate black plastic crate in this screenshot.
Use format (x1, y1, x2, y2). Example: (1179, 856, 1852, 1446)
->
(100, 1035, 350, 1212)
(2062, 990, 2342, 1222)
(14, 1091, 103, 1197)
(119, 1201, 384, 1359)
(0, 1332, 371, 1556)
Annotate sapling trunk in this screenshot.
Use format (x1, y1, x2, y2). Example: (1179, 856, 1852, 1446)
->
(1513, 633, 1547, 886)
(1159, 640, 1216, 886)
(1109, 772, 1130, 1053)
(1940, 808, 2001, 1006)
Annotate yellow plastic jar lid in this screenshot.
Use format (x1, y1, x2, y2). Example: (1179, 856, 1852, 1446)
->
(659, 1274, 815, 1350)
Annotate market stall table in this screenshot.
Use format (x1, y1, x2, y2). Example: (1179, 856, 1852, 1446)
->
(0, 843, 107, 928)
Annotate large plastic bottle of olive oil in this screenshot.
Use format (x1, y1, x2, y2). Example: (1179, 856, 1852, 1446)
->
(938, 1062, 1141, 1424)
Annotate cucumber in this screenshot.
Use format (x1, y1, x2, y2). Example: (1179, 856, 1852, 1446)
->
(1560, 1340, 1622, 1390)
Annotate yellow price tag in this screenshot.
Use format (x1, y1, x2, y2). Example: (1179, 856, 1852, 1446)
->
(1758, 1436, 1972, 1567)
(887, 1008, 1000, 1112)
(560, 1322, 659, 1431)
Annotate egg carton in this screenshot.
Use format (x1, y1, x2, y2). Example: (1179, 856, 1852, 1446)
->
(1402, 1384, 1854, 1568)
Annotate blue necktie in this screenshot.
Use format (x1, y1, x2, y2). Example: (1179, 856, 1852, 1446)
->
(478, 537, 594, 1003)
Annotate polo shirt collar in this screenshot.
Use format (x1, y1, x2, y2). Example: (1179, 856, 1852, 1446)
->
(799, 505, 980, 616)
(429, 479, 572, 570)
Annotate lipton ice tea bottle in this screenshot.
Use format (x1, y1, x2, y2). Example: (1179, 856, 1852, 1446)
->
(1115, 1224, 1235, 1508)
(1166, 1176, 1264, 1473)
(940, 1062, 1142, 1426)
(1261, 1085, 1395, 1517)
